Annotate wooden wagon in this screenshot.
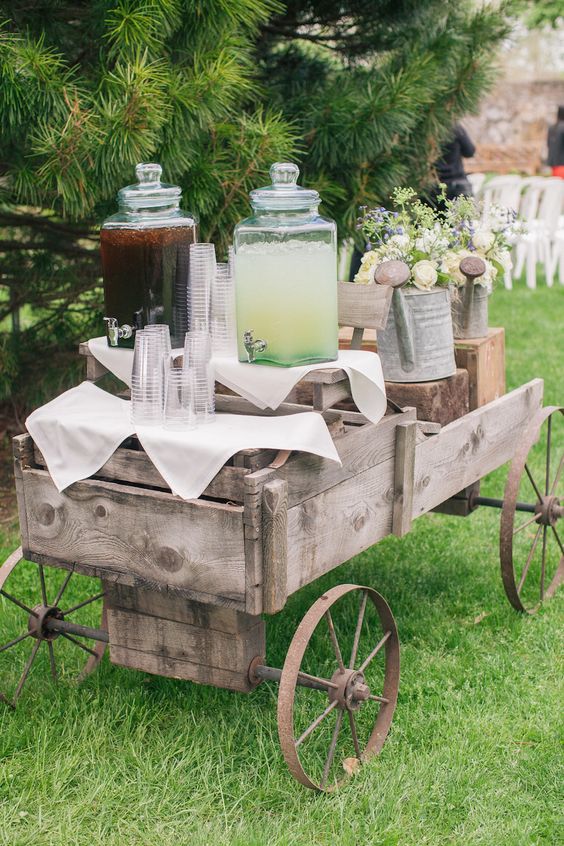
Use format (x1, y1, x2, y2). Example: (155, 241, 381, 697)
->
(2, 280, 562, 791)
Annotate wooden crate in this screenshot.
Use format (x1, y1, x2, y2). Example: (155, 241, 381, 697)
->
(454, 327, 505, 411)
(385, 369, 469, 427)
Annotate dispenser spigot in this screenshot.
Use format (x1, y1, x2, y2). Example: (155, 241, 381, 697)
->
(243, 330, 267, 363)
(104, 317, 134, 347)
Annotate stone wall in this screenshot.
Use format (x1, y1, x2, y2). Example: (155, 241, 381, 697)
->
(464, 79, 564, 162)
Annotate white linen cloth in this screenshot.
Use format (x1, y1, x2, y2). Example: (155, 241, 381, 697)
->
(26, 381, 341, 501)
(87, 337, 387, 423)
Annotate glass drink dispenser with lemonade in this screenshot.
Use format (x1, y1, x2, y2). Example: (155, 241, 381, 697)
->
(233, 163, 338, 366)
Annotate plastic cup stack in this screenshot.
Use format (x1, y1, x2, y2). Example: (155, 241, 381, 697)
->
(131, 326, 171, 426)
(184, 330, 215, 423)
(164, 364, 196, 430)
(211, 262, 237, 357)
(188, 243, 216, 333)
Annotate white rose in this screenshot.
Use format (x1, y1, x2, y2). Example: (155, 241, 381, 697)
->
(354, 250, 379, 285)
(411, 259, 438, 290)
(442, 249, 473, 286)
(473, 230, 495, 252)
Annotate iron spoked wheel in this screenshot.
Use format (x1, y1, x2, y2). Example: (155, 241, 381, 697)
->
(500, 406, 564, 614)
(277, 584, 400, 792)
(0, 548, 107, 708)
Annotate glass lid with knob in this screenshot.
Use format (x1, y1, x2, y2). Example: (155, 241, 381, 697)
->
(233, 162, 338, 367)
(102, 163, 197, 229)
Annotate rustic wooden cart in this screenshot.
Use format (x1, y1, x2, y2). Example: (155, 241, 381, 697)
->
(2, 280, 562, 792)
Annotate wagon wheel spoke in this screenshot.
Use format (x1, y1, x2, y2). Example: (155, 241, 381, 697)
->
(37, 564, 48, 606)
(552, 525, 564, 556)
(0, 631, 33, 654)
(320, 709, 344, 790)
(349, 590, 368, 670)
(545, 417, 551, 496)
(513, 512, 540, 535)
(517, 525, 542, 594)
(549, 455, 563, 497)
(358, 631, 391, 674)
(62, 592, 105, 617)
(13, 640, 42, 705)
(53, 569, 74, 607)
(295, 699, 339, 748)
(0, 590, 38, 618)
(325, 610, 345, 674)
(369, 693, 390, 703)
(60, 632, 99, 658)
(524, 464, 543, 502)
(47, 641, 57, 682)
(539, 526, 549, 600)
(348, 710, 361, 759)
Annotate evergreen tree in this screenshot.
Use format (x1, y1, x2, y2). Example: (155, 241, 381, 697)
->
(0, 0, 511, 407)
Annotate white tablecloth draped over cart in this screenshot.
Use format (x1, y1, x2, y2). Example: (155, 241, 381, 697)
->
(87, 337, 387, 423)
(26, 381, 341, 501)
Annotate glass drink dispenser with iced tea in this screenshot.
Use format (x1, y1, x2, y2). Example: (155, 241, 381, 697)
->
(233, 162, 338, 366)
(100, 163, 198, 348)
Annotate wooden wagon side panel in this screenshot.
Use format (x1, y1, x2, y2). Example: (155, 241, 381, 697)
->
(411, 379, 544, 517)
(20, 467, 247, 607)
(104, 584, 264, 693)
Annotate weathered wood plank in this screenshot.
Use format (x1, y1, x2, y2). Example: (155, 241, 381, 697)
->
(12, 434, 33, 556)
(33, 443, 250, 503)
(392, 421, 417, 537)
(107, 604, 265, 693)
(21, 468, 247, 602)
(79, 341, 108, 381)
(338, 281, 393, 330)
(273, 407, 416, 509)
(385, 369, 469, 426)
(104, 583, 261, 633)
(262, 479, 288, 614)
(412, 379, 543, 516)
(285, 455, 396, 595)
(454, 327, 505, 411)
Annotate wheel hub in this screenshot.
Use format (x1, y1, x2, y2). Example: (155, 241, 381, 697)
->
(329, 668, 370, 712)
(535, 496, 562, 527)
(27, 605, 64, 642)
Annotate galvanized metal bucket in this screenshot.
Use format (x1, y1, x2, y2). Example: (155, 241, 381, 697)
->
(377, 287, 456, 383)
(451, 281, 489, 339)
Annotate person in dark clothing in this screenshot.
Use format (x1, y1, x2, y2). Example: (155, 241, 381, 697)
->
(547, 106, 564, 178)
(434, 123, 476, 200)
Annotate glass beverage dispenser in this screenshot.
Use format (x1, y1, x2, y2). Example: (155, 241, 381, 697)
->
(233, 162, 338, 366)
(100, 163, 198, 348)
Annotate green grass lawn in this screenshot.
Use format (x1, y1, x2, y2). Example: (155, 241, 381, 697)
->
(0, 278, 562, 846)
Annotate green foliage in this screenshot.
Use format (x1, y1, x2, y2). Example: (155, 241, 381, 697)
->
(0, 0, 511, 409)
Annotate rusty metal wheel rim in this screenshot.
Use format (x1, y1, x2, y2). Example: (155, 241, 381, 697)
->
(0, 548, 107, 708)
(277, 584, 400, 792)
(500, 407, 564, 614)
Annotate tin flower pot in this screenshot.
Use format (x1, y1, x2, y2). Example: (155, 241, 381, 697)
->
(450, 281, 489, 339)
(377, 286, 456, 383)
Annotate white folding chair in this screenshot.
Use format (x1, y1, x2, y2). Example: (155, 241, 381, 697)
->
(514, 177, 563, 288)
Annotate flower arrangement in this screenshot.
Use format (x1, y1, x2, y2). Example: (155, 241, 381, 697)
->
(354, 187, 518, 290)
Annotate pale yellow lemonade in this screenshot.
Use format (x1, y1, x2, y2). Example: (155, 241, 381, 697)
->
(235, 239, 338, 366)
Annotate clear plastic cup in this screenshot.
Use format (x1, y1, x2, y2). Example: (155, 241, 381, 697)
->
(164, 366, 196, 430)
(184, 330, 215, 422)
(188, 243, 216, 332)
(211, 262, 237, 356)
(131, 329, 168, 426)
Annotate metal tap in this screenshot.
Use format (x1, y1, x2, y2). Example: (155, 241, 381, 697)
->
(243, 330, 267, 363)
(103, 317, 134, 346)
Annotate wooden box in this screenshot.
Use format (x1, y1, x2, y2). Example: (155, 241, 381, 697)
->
(454, 327, 505, 411)
(385, 369, 469, 426)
